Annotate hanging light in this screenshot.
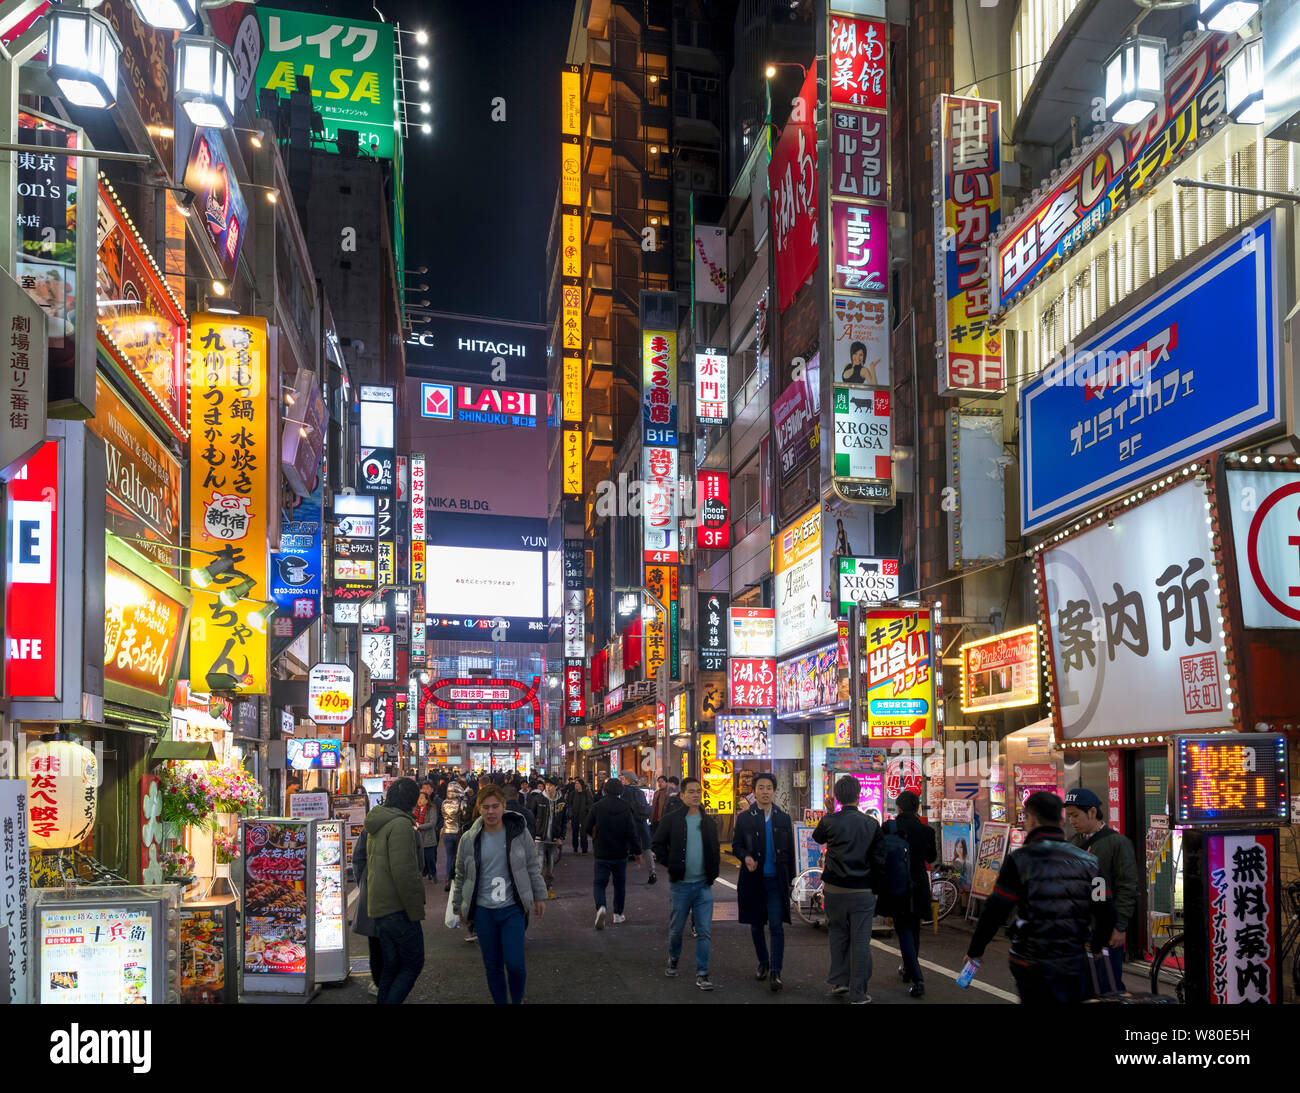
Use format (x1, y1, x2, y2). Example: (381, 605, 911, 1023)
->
(191, 554, 234, 588)
(1225, 36, 1264, 125)
(1197, 0, 1259, 33)
(1103, 35, 1166, 126)
(217, 576, 256, 607)
(26, 738, 99, 849)
(129, 0, 198, 31)
(246, 603, 277, 632)
(174, 35, 238, 129)
(45, 8, 122, 110)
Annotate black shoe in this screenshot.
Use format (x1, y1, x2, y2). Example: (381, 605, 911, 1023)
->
(899, 963, 912, 984)
(648, 874, 657, 884)
(909, 982, 925, 998)
(770, 973, 783, 993)
(755, 963, 769, 981)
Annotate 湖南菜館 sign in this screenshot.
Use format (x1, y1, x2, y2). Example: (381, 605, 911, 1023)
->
(1019, 215, 1282, 535)
(1039, 480, 1230, 742)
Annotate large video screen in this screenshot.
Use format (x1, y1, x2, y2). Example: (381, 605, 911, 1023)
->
(426, 545, 544, 619)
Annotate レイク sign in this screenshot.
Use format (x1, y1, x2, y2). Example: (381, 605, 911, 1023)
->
(308, 662, 355, 726)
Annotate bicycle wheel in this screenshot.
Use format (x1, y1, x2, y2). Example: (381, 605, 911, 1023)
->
(931, 879, 958, 922)
(1150, 933, 1187, 1003)
(791, 869, 824, 927)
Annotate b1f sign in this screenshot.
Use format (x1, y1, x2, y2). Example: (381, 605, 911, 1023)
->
(4, 440, 60, 698)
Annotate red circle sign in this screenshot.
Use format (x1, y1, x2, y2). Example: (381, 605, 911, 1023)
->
(1246, 480, 1300, 623)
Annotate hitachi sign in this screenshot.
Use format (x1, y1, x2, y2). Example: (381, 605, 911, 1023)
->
(458, 338, 527, 357)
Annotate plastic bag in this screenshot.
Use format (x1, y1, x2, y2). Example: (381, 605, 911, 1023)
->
(444, 885, 459, 929)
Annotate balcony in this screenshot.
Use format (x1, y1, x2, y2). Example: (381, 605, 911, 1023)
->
(585, 413, 615, 460)
(585, 262, 612, 319)
(585, 187, 613, 249)
(586, 336, 614, 391)
(586, 0, 610, 35)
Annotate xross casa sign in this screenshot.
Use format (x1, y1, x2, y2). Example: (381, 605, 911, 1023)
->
(419, 382, 556, 428)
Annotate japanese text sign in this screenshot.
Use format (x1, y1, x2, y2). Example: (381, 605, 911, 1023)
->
(959, 625, 1039, 714)
(0, 781, 30, 1005)
(563, 428, 582, 496)
(1175, 735, 1289, 826)
(1206, 829, 1280, 1004)
(308, 662, 354, 726)
(776, 643, 845, 717)
(831, 109, 886, 201)
(699, 733, 734, 815)
(696, 469, 730, 550)
(831, 202, 888, 295)
(769, 66, 819, 311)
(642, 445, 679, 564)
(564, 658, 585, 725)
(695, 349, 728, 425)
(698, 591, 729, 673)
(1020, 216, 1281, 534)
(772, 359, 819, 484)
(189, 314, 271, 694)
(933, 95, 1003, 396)
(837, 556, 899, 613)
(1039, 480, 1230, 742)
(1225, 469, 1300, 629)
(104, 555, 187, 703)
(862, 609, 934, 746)
(775, 506, 836, 655)
(832, 295, 889, 386)
(829, 13, 887, 111)
(4, 440, 60, 698)
(729, 606, 775, 658)
(642, 327, 678, 447)
(832, 385, 892, 497)
(729, 657, 776, 709)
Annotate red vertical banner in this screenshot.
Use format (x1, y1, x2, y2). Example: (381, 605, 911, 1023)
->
(4, 440, 60, 698)
(564, 658, 585, 725)
(768, 66, 819, 311)
(696, 470, 730, 550)
(1106, 749, 1125, 836)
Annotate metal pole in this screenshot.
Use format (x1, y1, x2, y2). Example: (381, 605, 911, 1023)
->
(0, 141, 152, 164)
(849, 602, 863, 745)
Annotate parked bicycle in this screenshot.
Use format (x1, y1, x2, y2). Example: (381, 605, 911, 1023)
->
(791, 867, 827, 927)
(927, 864, 962, 924)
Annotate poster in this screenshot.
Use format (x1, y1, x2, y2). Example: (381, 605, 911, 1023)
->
(794, 823, 824, 874)
(941, 822, 972, 889)
(314, 821, 345, 954)
(970, 821, 1011, 899)
(862, 609, 934, 746)
(775, 506, 836, 655)
(1, 782, 30, 1004)
(699, 733, 733, 816)
(717, 713, 773, 761)
(37, 904, 155, 1004)
(178, 906, 229, 1004)
(831, 295, 889, 386)
(776, 642, 846, 718)
(768, 67, 819, 310)
(242, 821, 310, 979)
(1206, 829, 1280, 1004)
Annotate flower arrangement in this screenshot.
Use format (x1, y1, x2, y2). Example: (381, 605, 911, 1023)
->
(208, 762, 264, 814)
(213, 832, 241, 864)
(158, 762, 218, 830)
(161, 847, 195, 879)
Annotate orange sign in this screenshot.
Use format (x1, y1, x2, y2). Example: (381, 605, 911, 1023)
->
(562, 69, 582, 136)
(104, 552, 188, 705)
(563, 355, 582, 424)
(563, 428, 582, 496)
(562, 213, 581, 278)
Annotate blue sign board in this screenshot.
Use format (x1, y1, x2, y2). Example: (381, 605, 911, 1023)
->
(1020, 216, 1281, 534)
(182, 128, 249, 282)
(270, 476, 323, 653)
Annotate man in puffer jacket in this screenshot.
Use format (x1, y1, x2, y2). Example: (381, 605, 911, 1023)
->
(441, 782, 471, 892)
(364, 778, 425, 1004)
(454, 784, 547, 1004)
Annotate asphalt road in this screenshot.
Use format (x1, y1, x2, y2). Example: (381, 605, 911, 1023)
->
(314, 845, 1033, 1005)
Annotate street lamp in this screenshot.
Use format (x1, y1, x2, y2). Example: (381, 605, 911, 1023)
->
(1197, 0, 1259, 33)
(45, 7, 122, 110)
(1103, 35, 1166, 126)
(129, 0, 198, 31)
(1224, 36, 1264, 125)
(174, 34, 238, 129)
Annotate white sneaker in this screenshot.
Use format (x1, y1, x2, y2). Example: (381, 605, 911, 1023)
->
(612, 913, 627, 924)
(595, 906, 607, 930)
(366, 981, 379, 996)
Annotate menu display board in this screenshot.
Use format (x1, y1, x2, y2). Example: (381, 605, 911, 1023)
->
(36, 900, 163, 1004)
(970, 822, 1011, 899)
(314, 820, 347, 982)
(241, 820, 313, 993)
(178, 901, 234, 1004)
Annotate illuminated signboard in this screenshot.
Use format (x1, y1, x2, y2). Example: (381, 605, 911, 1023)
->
(104, 546, 190, 713)
(561, 141, 581, 207)
(718, 713, 773, 761)
(862, 608, 934, 747)
(642, 446, 677, 563)
(729, 607, 775, 657)
(419, 382, 553, 428)
(448, 686, 513, 702)
(641, 328, 677, 447)
(696, 470, 730, 550)
(562, 68, 581, 135)
(410, 454, 426, 584)
(182, 129, 248, 283)
(466, 727, 516, 744)
(959, 625, 1039, 714)
(287, 738, 342, 770)
(695, 350, 728, 425)
(699, 733, 733, 815)
(563, 355, 582, 424)
(562, 213, 581, 278)
(1175, 734, 1289, 826)
(4, 442, 60, 699)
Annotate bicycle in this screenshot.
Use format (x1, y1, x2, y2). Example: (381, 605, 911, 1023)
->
(791, 867, 827, 927)
(927, 864, 961, 924)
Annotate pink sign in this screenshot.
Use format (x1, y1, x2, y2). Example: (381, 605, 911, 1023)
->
(832, 202, 888, 295)
(769, 67, 819, 311)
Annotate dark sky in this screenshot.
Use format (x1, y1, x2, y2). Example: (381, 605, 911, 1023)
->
(268, 0, 573, 324)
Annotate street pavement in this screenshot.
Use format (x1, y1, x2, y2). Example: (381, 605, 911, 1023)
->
(314, 845, 1034, 1005)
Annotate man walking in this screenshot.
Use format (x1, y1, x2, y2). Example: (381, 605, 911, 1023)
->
(567, 777, 593, 853)
(882, 790, 936, 997)
(812, 775, 886, 1004)
(504, 782, 536, 837)
(733, 773, 797, 992)
(529, 777, 565, 899)
(1064, 787, 1137, 992)
(967, 791, 1112, 1004)
(363, 777, 426, 1004)
(650, 775, 675, 837)
(619, 769, 656, 884)
(585, 777, 644, 927)
(652, 776, 719, 991)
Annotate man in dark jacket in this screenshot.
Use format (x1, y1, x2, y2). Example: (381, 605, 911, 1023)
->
(813, 775, 887, 1004)
(528, 777, 565, 898)
(584, 778, 644, 928)
(619, 769, 656, 884)
(1065, 786, 1138, 991)
(364, 778, 426, 1004)
(732, 772, 798, 992)
(882, 790, 937, 997)
(566, 778, 593, 853)
(503, 782, 536, 837)
(651, 776, 720, 990)
(968, 791, 1112, 1004)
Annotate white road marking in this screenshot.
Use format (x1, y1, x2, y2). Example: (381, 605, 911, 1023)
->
(716, 877, 737, 890)
(868, 937, 1019, 1002)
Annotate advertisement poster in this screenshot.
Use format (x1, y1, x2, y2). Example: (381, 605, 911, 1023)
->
(729, 607, 776, 657)
(1206, 829, 1279, 1004)
(242, 821, 310, 980)
(885, 755, 923, 801)
(37, 904, 155, 1004)
(269, 474, 323, 653)
(776, 643, 846, 718)
(832, 295, 889, 386)
(862, 609, 934, 747)
(794, 823, 824, 874)
(288, 740, 342, 771)
(829, 771, 885, 819)
(942, 822, 972, 889)
(1014, 764, 1059, 826)
(699, 733, 734, 815)
(959, 626, 1039, 713)
(772, 367, 819, 484)
(178, 905, 229, 1004)
(307, 663, 354, 725)
(970, 821, 1011, 899)
(717, 713, 773, 761)
(775, 507, 836, 656)
(729, 657, 776, 710)
(1, 781, 31, 1005)
(182, 129, 249, 282)
(314, 821, 345, 954)
(830, 202, 888, 294)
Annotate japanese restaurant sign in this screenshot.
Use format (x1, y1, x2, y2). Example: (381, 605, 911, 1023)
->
(695, 349, 728, 425)
(933, 94, 1003, 396)
(829, 12, 887, 110)
(104, 551, 189, 710)
(959, 625, 1038, 714)
(696, 469, 730, 550)
(641, 327, 678, 447)
(189, 314, 271, 694)
(642, 445, 679, 564)
(862, 609, 934, 747)
(4, 440, 60, 699)
(768, 66, 819, 311)
(242, 819, 312, 989)
(698, 591, 729, 673)
(1206, 829, 1280, 1004)
(308, 662, 355, 726)
(564, 657, 585, 725)
(97, 179, 188, 439)
(1039, 480, 1230, 742)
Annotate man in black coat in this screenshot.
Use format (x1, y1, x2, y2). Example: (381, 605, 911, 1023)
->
(731, 772, 798, 992)
(881, 790, 937, 997)
(566, 778, 593, 853)
(584, 779, 644, 928)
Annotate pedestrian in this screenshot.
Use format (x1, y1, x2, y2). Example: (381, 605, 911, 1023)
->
(567, 777, 593, 853)
(349, 827, 382, 996)
(651, 776, 719, 991)
(504, 782, 537, 837)
(812, 775, 886, 1004)
(661, 777, 684, 818)
(619, 769, 656, 884)
(415, 788, 439, 882)
(650, 775, 672, 836)
(966, 791, 1112, 1004)
(441, 782, 470, 892)
(732, 772, 797, 991)
(363, 777, 426, 1004)
(585, 776, 644, 928)
(882, 790, 936, 997)
(529, 777, 565, 898)
(454, 784, 548, 1005)
(1064, 787, 1138, 993)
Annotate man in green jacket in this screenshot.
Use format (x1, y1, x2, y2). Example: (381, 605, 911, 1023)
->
(364, 778, 426, 1004)
(1065, 787, 1138, 991)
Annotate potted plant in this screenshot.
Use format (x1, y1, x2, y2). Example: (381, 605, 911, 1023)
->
(208, 761, 264, 815)
(160, 847, 196, 886)
(158, 762, 218, 839)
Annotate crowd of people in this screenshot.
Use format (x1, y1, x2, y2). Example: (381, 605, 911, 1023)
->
(350, 767, 1135, 1008)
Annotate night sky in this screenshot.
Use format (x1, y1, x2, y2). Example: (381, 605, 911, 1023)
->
(268, 0, 572, 323)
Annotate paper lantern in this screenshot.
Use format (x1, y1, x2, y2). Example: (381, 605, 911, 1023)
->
(27, 739, 99, 849)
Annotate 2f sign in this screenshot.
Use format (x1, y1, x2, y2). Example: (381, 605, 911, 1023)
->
(9, 499, 52, 584)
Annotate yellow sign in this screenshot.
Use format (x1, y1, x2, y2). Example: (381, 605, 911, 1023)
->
(561, 140, 581, 207)
(562, 213, 582, 278)
(562, 69, 582, 136)
(699, 733, 733, 815)
(563, 428, 583, 496)
(189, 314, 271, 693)
(563, 355, 582, 424)
(562, 284, 582, 351)
(578, 735, 593, 751)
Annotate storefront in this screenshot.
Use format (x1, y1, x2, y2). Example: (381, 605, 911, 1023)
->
(775, 638, 848, 818)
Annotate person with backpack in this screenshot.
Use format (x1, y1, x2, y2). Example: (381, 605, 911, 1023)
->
(813, 775, 887, 1003)
(879, 790, 937, 997)
(732, 772, 797, 992)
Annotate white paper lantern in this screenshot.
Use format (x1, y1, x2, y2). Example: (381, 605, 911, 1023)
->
(26, 739, 99, 850)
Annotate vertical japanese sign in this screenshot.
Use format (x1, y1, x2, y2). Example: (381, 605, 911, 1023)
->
(564, 587, 585, 659)
(698, 591, 729, 672)
(933, 95, 1003, 396)
(561, 70, 584, 437)
(862, 608, 934, 747)
(409, 454, 426, 583)
(4, 440, 60, 698)
(642, 445, 679, 564)
(189, 315, 270, 694)
(699, 733, 734, 815)
(563, 428, 583, 497)
(1206, 829, 1279, 1004)
(696, 469, 730, 550)
(0, 780, 30, 1005)
(831, 385, 893, 503)
(0, 272, 48, 480)
(729, 656, 776, 709)
(644, 564, 678, 682)
(561, 142, 581, 207)
(769, 66, 819, 312)
(268, 472, 322, 651)
(563, 354, 582, 425)
(695, 349, 728, 425)
(831, 296, 889, 386)
(642, 328, 678, 447)
(564, 657, 585, 725)
(562, 213, 581, 279)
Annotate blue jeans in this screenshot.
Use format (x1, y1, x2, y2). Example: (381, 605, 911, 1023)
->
(593, 858, 627, 913)
(669, 881, 713, 974)
(375, 911, 424, 1005)
(474, 903, 527, 1004)
(750, 873, 786, 973)
(422, 845, 439, 879)
(442, 833, 461, 879)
